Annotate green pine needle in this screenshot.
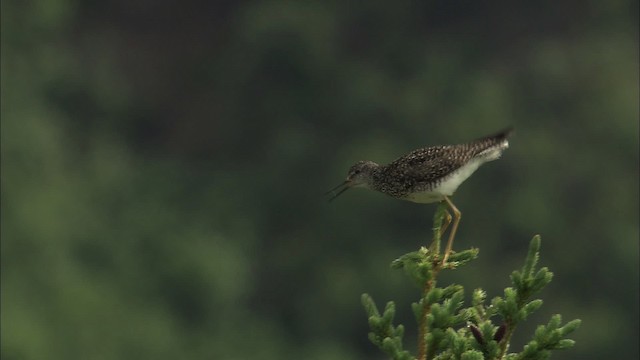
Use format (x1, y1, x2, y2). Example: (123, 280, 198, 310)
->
(362, 214, 581, 360)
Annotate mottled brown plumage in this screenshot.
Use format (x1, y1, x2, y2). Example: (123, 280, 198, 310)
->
(328, 128, 512, 202)
(327, 127, 512, 264)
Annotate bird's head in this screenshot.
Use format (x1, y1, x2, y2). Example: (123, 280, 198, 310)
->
(326, 160, 380, 201)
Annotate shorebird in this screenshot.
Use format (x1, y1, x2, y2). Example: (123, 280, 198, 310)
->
(328, 128, 512, 263)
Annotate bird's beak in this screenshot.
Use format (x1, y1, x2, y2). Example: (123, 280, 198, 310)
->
(325, 180, 352, 202)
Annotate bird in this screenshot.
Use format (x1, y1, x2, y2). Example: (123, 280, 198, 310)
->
(327, 127, 513, 263)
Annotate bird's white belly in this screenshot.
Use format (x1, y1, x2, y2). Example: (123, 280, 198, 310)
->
(404, 191, 446, 204)
(404, 158, 485, 204)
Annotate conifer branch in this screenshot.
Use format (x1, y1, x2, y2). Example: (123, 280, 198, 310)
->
(362, 210, 580, 360)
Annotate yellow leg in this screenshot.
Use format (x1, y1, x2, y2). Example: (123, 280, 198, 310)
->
(430, 209, 451, 254)
(441, 210, 452, 239)
(442, 196, 461, 264)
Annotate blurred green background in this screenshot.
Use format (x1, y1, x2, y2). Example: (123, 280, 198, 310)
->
(2, 1, 638, 359)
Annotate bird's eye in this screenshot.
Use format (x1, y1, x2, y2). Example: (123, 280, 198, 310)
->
(353, 169, 360, 175)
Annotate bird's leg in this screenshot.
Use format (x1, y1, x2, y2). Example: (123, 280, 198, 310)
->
(440, 210, 452, 239)
(432, 210, 453, 262)
(442, 196, 461, 264)
(430, 202, 451, 254)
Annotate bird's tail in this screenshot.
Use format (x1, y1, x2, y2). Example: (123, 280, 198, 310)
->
(472, 127, 513, 160)
(477, 127, 514, 143)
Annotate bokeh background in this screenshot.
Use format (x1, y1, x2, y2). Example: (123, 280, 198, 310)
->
(2, 1, 638, 359)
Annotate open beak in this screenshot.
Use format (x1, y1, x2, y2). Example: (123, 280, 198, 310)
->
(325, 180, 352, 202)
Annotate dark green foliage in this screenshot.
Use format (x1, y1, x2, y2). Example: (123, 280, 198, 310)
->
(391, 247, 435, 287)
(363, 211, 580, 360)
(510, 315, 581, 360)
(362, 294, 413, 360)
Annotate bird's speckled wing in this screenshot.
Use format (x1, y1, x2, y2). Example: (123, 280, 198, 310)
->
(377, 146, 471, 196)
(374, 128, 513, 197)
